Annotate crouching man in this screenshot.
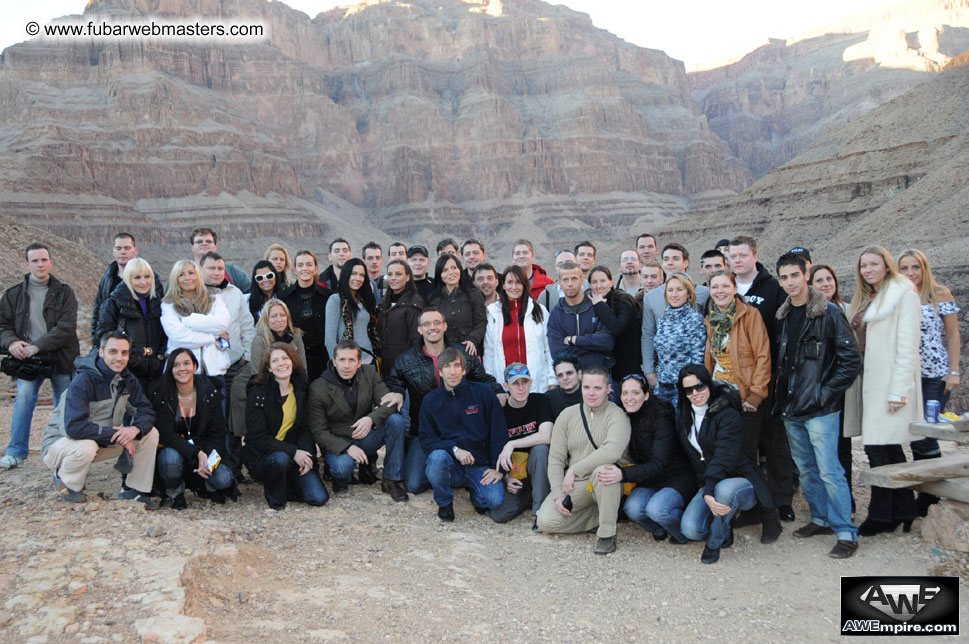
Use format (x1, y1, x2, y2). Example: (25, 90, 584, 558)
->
(41, 332, 159, 505)
(536, 366, 631, 554)
(419, 348, 507, 522)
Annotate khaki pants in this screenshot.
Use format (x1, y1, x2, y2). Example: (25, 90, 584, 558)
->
(536, 465, 623, 538)
(43, 428, 159, 494)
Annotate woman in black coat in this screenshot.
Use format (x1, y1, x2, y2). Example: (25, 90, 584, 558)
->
(429, 254, 487, 355)
(676, 364, 781, 563)
(241, 342, 328, 510)
(597, 374, 697, 543)
(94, 257, 167, 386)
(378, 259, 424, 378)
(589, 265, 642, 381)
(149, 348, 238, 509)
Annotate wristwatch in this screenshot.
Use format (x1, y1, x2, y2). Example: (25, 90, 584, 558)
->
(950, 370, 961, 376)
(451, 445, 460, 455)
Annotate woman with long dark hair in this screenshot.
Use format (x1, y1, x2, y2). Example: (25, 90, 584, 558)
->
(247, 260, 281, 322)
(325, 257, 381, 364)
(588, 265, 642, 381)
(149, 348, 238, 509)
(241, 343, 328, 510)
(676, 364, 781, 563)
(430, 253, 487, 355)
(483, 264, 555, 392)
(378, 259, 424, 378)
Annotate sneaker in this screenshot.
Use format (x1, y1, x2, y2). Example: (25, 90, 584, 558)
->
(53, 473, 87, 503)
(793, 522, 834, 538)
(594, 536, 617, 555)
(701, 545, 721, 564)
(828, 540, 859, 559)
(0, 454, 23, 469)
(437, 503, 455, 522)
(380, 478, 409, 503)
(118, 487, 159, 509)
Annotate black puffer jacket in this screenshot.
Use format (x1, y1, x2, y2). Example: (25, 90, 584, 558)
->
(429, 285, 488, 354)
(594, 289, 642, 380)
(148, 374, 226, 462)
(385, 342, 502, 434)
(378, 288, 424, 378)
(95, 283, 167, 382)
(677, 385, 774, 510)
(773, 286, 861, 421)
(241, 375, 316, 467)
(622, 396, 697, 502)
(91, 264, 165, 344)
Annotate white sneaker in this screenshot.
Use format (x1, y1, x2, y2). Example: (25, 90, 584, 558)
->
(0, 455, 23, 469)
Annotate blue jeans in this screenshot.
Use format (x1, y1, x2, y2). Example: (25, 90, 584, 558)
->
(653, 382, 678, 410)
(248, 451, 328, 510)
(324, 413, 406, 483)
(624, 486, 687, 543)
(156, 447, 235, 496)
(6, 374, 72, 459)
(403, 436, 430, 494)
(785, 412, 857, 541)
(425, 449, 504, 509)
(911, 377, 949, 460)
(681, 478, 756, 549)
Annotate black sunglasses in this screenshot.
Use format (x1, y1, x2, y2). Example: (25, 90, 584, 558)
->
(621, 374, 645, 383)
(682, 383, 708, 396)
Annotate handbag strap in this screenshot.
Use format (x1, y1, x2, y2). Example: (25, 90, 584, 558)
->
(579, 404, 598, 450)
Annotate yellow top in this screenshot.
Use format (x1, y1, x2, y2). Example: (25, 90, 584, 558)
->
(275, 384, 297, 441)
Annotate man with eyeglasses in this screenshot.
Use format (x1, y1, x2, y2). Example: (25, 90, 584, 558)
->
(488, 363, 554, 528)
(406, 245, 435, 302)
(189, 227, 251, 293)
(382, 308, 505, 494)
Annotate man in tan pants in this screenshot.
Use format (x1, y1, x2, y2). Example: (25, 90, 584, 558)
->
(41, 332, 158, 505)
(536, 366, 631, 554)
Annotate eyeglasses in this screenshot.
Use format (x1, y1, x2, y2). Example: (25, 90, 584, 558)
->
(419, 320, 445, 328)
(682, 383, 709, 396)
(254, 272, 276, 282)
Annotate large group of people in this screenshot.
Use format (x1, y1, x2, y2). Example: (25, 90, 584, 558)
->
(0, 228, 961, 564)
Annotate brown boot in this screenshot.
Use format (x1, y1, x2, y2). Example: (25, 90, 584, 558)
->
(381, 478, 409, 503)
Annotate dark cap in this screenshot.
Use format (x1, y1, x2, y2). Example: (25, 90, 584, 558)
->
(407, 245, 429, 258)
(715, 239, 730, 248)
(788, 246, 812, 262)
(503, 362, 531, 383)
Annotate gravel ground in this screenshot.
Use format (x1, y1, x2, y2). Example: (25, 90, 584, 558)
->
(0, 394, 967, 643)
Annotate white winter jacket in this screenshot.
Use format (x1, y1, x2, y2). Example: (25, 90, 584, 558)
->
(161, 296, 232, 376)
(208, 283, 256, 364)
(483, 299, 556, 392)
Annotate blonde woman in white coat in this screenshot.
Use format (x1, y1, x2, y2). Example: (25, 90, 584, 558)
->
(483, 265, 556, 393)
(844, 246, 921, 536)
(161, 260, 232, 378)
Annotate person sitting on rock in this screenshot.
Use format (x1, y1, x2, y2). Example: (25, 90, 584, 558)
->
(418, 347, 507, 522)
(308, 340, 408, 501)
(41, 332, 158, 506)
(536, 366, 630, 555)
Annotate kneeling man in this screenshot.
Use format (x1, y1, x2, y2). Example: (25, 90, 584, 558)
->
(536, 366, 630, 554)
(41, 332, 158, 504)
(419, 348, 507, 521)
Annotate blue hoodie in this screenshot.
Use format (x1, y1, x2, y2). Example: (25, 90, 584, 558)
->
(418, 378, 507, 469)
(546, 295, 615, 369)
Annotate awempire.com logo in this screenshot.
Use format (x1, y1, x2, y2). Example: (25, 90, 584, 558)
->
(841, 576, 959, 636)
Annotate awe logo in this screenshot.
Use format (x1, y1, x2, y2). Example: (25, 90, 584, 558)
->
(859, 584, 940, 622)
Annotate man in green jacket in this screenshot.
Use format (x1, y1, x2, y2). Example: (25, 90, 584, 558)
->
(307, 340, 408, 501)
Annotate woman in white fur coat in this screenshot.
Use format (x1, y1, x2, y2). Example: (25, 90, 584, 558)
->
(844, 246, 922, 536)
(483, 265, 556, 392)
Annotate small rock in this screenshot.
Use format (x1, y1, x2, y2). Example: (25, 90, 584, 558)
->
(146, 526, 166, 538)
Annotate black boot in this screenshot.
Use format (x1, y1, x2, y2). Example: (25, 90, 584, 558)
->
(761, 508, 783, 544)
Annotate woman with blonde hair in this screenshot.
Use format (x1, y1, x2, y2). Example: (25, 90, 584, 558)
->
(264, 243, 294, 288)
(95, 257, 167, 386)
(845, 246, 921, 536)
(161, 260, 231, 378)
(653, 272, 706, 409)
(898, 248, 961, 515)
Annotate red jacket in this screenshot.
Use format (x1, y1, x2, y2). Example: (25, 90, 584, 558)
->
(529, 264, 555, 300)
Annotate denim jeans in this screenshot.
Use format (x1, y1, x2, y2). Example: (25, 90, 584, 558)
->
(653, 382, 678, 410)
(864, 444, 915, 523)
(6, 374, 72, 459)
(156, 447, 235, 497)
(681, 478, 756, 549)
(911, 377, 949, 460)
(403, 436, 431, 494)
(324, 413, 406, 483)
(489, 444, 551, 523)
(624, 486, 687, 542)
(784, 412, 857, 541)
(248, 450, 328, 510)
(425, 449, 504, 509)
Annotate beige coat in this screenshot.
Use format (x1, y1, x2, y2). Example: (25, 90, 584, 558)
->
(844, 275, 923, 445)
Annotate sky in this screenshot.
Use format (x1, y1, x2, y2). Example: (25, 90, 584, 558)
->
(4, 0, 886, 70)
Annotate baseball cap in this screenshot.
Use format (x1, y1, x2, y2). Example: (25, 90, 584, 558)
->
(503, 363, 531, 383)
(789, 246, 812, 262)
(407, 245, 429, 258)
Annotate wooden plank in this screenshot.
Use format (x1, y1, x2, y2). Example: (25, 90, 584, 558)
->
(909, 424, 969, 444)
(917, 479, 969, 504)
(860, 454, 969, 488)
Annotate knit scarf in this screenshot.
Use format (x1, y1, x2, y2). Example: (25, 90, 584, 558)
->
(340, 296, 382, 355)
(708, 299, 736, 353)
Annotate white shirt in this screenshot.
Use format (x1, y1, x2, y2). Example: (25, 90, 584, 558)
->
(688, 402, 708, 455)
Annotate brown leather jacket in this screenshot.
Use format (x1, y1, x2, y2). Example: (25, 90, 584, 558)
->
(704, 297, 771, 407)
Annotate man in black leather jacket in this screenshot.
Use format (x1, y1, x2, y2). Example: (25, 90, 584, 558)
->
(382, 308, 505, 494)
(773, 253, 862, 559)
